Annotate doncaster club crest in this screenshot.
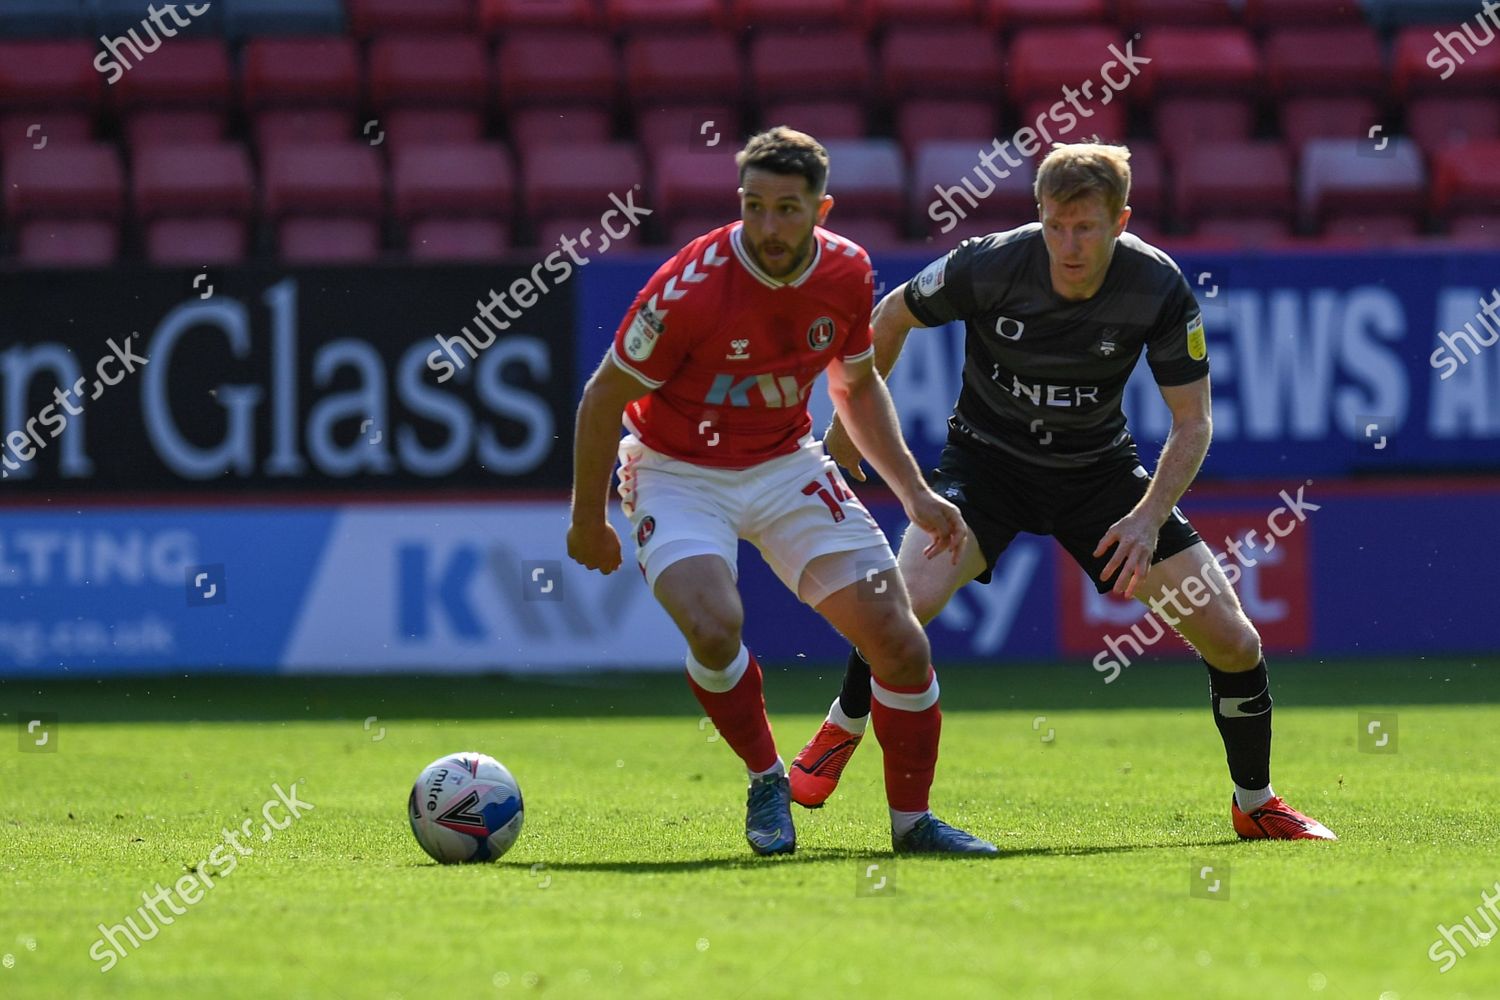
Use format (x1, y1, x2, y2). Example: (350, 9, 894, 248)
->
(806, 316, 836, 351)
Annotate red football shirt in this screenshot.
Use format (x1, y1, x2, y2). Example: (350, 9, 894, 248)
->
(610, 222, 875, 469)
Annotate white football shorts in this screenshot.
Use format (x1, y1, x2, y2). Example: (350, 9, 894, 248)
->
(615, 433, 895, 606)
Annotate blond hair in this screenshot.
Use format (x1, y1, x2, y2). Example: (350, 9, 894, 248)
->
(1034, 142, 1131, 218)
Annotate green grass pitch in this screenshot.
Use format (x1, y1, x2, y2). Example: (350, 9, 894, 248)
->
(2, 658, 1497, 999)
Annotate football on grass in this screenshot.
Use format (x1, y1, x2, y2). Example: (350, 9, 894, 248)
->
(408, 752, 524, 864)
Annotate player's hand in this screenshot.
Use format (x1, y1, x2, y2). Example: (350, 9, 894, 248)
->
(567, 518, 623, 575)
(823, 416, 868, 482)
(904, 488, 966, 564)
(1093, 511, 1161, 598)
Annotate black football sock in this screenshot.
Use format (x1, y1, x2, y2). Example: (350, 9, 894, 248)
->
(837, 646, 873, 719)
(1205, 657, 1273, 800)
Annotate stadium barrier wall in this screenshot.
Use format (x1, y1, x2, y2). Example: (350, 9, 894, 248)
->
(1, 251, 1497, 676)
(0, 482, 1495, 677)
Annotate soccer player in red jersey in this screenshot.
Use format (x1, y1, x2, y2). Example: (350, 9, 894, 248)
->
(568, 128, 997, 856)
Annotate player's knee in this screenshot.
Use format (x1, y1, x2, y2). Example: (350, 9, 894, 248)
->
(863, 620, 931, 687)
(1205, 622, 1262, 671)
(681, 610, 743, 668)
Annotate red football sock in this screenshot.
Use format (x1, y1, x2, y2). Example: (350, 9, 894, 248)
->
(686, 649, 779, 774)
(870, 668, 942, 813)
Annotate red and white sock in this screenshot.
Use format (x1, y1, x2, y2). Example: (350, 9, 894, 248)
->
(870, 668, 941, 831)
(685, 645, 781, 777)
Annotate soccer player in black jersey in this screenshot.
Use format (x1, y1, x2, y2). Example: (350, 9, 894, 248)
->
(789, 142, 1335, 841)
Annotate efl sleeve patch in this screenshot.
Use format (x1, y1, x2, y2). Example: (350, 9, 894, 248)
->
(1186, 313, 1207, 361)
(624, 303, 665, 362)
(914, 255, 947, 298)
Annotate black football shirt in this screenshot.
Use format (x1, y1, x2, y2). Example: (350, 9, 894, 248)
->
(903, 224, 1209, 469)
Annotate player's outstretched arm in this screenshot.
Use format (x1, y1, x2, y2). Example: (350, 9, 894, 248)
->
(1094, 375, 1213, 596)
(567, 356, 651, 574)
(827, 353, 963, 562)
(824, 283, 924, 482)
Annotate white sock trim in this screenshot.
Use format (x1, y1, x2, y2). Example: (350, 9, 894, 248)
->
(685, 644, 749, 694)
(1235, 784, 1275, 812)
(827, 696, 867, 733)
(871, 673, 939, 713)
(890, 808, 928, 837)
(749, 757, 785, 780)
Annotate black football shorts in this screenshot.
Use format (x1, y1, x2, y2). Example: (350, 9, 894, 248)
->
(927, 433, 1205, 593)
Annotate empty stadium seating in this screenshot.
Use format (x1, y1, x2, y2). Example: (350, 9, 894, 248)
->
(0, 0, 1494, 265)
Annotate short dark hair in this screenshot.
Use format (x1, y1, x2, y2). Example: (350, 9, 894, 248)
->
(735, 127, 829, 196)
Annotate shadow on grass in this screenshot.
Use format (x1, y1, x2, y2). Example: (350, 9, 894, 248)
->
(3, 657, 1496, 723)
(485, 838, 1247, 874)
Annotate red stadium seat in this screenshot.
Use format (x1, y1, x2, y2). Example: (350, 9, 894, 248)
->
(0, 41, 101, 112)
(985, 0, 1108, 30)
(1406, 97, 1500, 157)
(1265, 27, 1384, 97)
(242, 38, 360, 110)
(512, 106, 614, 147)
(4, 144, 124, 221)
(730, 0, 857, 28)
(521, 142, 646, 222)
(535, 215, 644, 251)
(1449, 215, 1500, 244)
(912, 140, 1036, 235)
(1152, 98, 1254, 166)
(278, 218, 382, 262)
(750, 30, 870, 103)
(1174, 141, 1294, 224)
(392, 144, 515, 224)
(0, 112, 91, 152)
(822, 139, 905, 217)
(261, 144, 385, 221)
(1192, 216, 1293, 246)
(653, 149, 739, 225)
(124, 110, 225, 149)
(1117, 0, 1234, 26)
(145, 218, 248, 265)
(865, 0, 978, 27)
(896, 100, 997, 161)
(1431, 142, 1500, 217)
(624, 33, 743, 107)
(1299, 138, 1425, 228)
(1140, 28, 1261, 99)
(761, 101, 865, 140)
(1320, 214, 1421, 245)
(347, 0, 473, 36)
(369, 36, 490, 110)
(480, 0, 597, 31)
(824, 216, 904, 249)
(133, 143, 254, 221)
(409, 219, 511, 260)
(1394, 25, 1500, 98)
(668, 214, 735, 246)
(383, 110, 486, 153)
(254, 109, 353, 152)
(497, 31, 618, 108)
(1279, 97, 1380, 155)
(638, 106, 742, 160)
(1007, 28, 1123, 103)
(605, 0, 728, 31)
(881, 29, 1002, 102)
(1245, 0, 1362, 26)
(18, 220, 119, 266)
(113, 40, 231, 110)
(1124, 140, 1165, 224)
(1018, 97, 1126, 146)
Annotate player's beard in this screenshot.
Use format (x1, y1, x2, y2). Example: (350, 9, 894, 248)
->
(747, 226, 816, 280)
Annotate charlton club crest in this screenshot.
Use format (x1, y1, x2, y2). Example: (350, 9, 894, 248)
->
(1094, 327, 1121, 358)
(806, 316, 836, 351)
(637, 516, 656, 547)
